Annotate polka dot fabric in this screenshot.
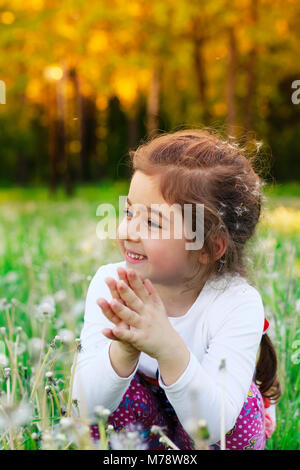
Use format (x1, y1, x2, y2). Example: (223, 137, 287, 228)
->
(90, 372, 267, 450)
(211, 382, 266, 450)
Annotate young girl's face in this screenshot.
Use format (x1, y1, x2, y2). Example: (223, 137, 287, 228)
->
(117, 171, 200, 287)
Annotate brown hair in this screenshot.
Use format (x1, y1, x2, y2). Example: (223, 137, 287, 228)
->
(128, 127, 281, 404)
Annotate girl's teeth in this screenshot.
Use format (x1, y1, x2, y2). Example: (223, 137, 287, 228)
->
(128, 252, 146, 260)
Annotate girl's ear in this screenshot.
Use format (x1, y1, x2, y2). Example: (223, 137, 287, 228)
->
(215, 236, 227, 259)
(197, 237, 227, 264)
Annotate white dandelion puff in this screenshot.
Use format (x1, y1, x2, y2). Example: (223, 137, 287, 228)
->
(58, 329, 75, 345)
(0, 354, 8, 368)
(0, 401, 33, 431)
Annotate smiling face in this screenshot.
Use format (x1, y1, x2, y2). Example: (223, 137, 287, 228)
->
(117, 171, 202, 289)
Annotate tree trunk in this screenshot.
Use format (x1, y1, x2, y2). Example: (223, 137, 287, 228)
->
(147, 67, 160, 136)
(226, 27, 238, 136)
(57, 62, 73, 196)
(192, 28, 210, 123)
(46, 84, 59, 194)
(243, 0, 258, 141)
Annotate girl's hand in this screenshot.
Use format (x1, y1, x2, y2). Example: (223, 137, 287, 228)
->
(97, 268, 148, 355)
(100, 268, 179, 360)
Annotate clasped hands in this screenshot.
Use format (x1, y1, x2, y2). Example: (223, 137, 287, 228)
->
(96, 267, 179, 361)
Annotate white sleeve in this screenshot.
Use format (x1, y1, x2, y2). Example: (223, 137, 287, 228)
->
(71, 264, 140, 422)
(157, 289, 265, 445)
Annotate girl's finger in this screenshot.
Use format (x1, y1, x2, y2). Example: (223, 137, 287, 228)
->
(97, 298, 123, 325)
(116, 280, 144, 313)
(105, 277, 126, 305)
(112, 326, 134, 344)
(110, 299, 140, 327)
(101, 327, 123, 342)
(117, 267, 151, 296)
(126, 269, 150, 303)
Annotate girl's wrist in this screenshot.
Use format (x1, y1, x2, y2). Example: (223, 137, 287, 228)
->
(109, 341, 140, 378)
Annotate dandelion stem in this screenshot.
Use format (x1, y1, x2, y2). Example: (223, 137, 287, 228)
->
(7, 375, 10, 405)
(220, 358, 226, 450)
(98, 419, 108, 450)
(11, 331, 19, 401)
(50, 384, 62, 417)
(67, 349, 78, 417)
(5, 306, 13, 342)
(30, 344, 53, 401)
(3, 335, 24, 395)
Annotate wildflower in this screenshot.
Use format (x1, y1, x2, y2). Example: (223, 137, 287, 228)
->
(150, 425, 164, 435)
(28, 337, 43, 360)
(94, 405, 111, 420)
(60, 417, 73, 430)
(35, 296, 56, 320)
(54, 290, 67, 302)
(4, 367, 10, 379)
(107, 424, 114, 434)
(0, 327, 6, 337)
(75, 338, 82, 352)
(45, 371, 54, 379)
(0, 401, 33, 431)
(58, 329, 74, 345)
(0, 299, 11, 311)
(56, 433, 67, 442)
(0, 354, 8, 368)
(109, 423, 148, 450)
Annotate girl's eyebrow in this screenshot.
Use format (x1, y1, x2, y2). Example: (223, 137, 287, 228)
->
(126, 196, 169, 222)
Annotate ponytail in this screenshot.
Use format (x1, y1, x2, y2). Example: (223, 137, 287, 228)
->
(255, 334, 281, 404)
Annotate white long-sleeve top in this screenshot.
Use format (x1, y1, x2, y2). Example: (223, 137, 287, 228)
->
(71, 260, 266, 445)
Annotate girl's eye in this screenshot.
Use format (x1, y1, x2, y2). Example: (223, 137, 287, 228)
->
(123, 209, 161, 229)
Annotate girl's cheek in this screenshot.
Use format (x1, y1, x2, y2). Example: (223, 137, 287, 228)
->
(145, 240, 183, 270)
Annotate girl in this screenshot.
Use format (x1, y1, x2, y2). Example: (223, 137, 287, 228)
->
(72, 129, 281, 450)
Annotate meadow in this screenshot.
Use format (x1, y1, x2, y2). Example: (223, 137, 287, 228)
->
(0, 182, 299, 450)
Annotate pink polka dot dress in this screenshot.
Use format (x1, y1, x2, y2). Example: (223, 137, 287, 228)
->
(90, 370, 268, 450)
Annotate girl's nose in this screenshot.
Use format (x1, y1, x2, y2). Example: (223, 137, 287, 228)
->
(117, 214, 146, 242)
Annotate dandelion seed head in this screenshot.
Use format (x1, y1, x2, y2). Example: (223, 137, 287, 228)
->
(54, 290, 67, 302)
(0, 299, 9, 311)
(35, 296, 56, 320)
(60, 417, 73, 430)
(0, 353, 8, 368)
(94, 405, 110, 419)
(0, 327, 6, 337)
(150, 425, 163, 435)
(58, 328, 74, 345)
(0, 401, 33, 431)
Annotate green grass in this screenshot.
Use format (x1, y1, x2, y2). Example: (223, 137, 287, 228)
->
(0, 182, 299, 450)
